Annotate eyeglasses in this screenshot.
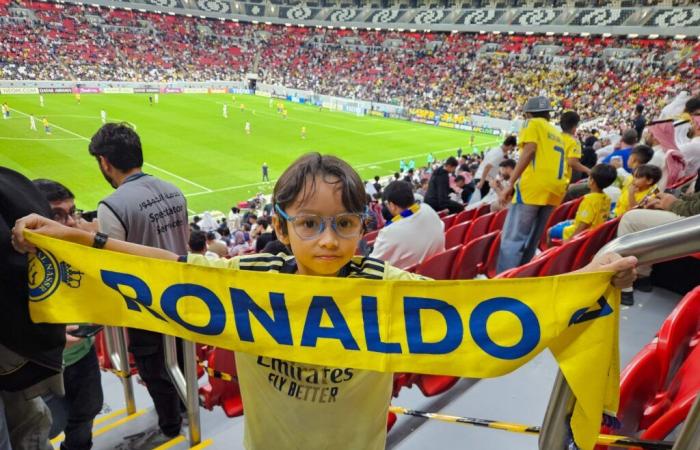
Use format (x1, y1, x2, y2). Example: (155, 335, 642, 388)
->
(275, 204, 365, 241)
(52, 208, 81, 224)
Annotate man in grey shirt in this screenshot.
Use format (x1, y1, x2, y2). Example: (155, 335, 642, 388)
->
(89, 123, 188, 445)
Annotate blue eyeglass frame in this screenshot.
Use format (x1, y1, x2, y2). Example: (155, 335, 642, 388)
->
(274, 204, 367, 240)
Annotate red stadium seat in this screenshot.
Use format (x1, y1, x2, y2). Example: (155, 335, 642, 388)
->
(441, 214, 457, 230)
(666, 174, 697, 191)
(539, 234, 590, 276)
(496, 248, 557, 278)
(444, 220, 471, 249)
(656, 286, 700, 386)
(475, 203, 491, 218)
(387, 411, 397, 431)
(451, 231, 500, 279)
(437, 209, 449, 218)
(463, 213, 494, 244)
(487, 208, 508, 233)
(640, 344, 700, 442)
(570, 218, 620, 270)
(199, 348, 244, 418)
(415, 375, 460, 397)
(538, 197, 583, 251)
(416, 246, 461, 280)
(484, 232, 501, 279)
(453, 209, 476, 225)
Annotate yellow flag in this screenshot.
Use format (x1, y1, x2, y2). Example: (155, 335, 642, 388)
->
(26, 232, 619, 450)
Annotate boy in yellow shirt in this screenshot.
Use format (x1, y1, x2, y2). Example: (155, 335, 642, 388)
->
(613, 164, 662, 218)
(548, 164, 617, 243)
(12, 152, 638, 450)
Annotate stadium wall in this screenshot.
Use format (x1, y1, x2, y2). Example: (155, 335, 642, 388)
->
(32, 0, 700, 37)
(0, 80, 513, 135)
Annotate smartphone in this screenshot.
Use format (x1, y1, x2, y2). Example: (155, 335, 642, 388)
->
(67, 325, 104, 338)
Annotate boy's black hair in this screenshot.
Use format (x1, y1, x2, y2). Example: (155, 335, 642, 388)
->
(32, 179, 74, 202)
(374, 175, 380, 182)
(621, 129, 638, 146)
(631, 144, 654, 164)
(445, 156, 459, 167)
(273, 153, 365, 234)
(231, 207, 240, 213)
(454, 175, 465, 183)
(685, 96, 700, 114)
(499, 159, 516, 169)
(503, 135, 517, 147)
(635, 104, 644, 114)
(634, 164, 662, 184)
(382, 181, 415, 209)
(589, 164, 617, 190)
(205, 231, 217, 241)
(560, 111, 581, 133)
(88, 123, 143, 171)
(189, 230, 207, 252)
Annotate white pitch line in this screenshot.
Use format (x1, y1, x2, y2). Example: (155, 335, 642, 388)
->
(185, 137, 503, 198)
(9, 107, 213, 193)
(0, 136, 84, 141)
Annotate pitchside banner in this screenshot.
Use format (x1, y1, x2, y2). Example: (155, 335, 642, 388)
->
(26, 232, 620, 450)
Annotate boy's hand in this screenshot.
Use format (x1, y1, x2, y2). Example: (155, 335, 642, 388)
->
(12, 213, 71, 254)
(579, 252, 637, 289)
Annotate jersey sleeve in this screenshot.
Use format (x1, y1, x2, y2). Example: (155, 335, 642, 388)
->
(518, 120, 539, 146)
(567, 139, 582, 159)
(187, 254, 241, 269)
(574, 198, 595, 225)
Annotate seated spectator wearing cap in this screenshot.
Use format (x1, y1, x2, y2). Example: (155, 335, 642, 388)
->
(424, 156, 463, 215)
(497, 96, 569, 273)
(370, 181, 445, 270)
(602, 129, 639, 172)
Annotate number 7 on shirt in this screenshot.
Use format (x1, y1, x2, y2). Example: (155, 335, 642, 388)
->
(553, 146, 565, 180)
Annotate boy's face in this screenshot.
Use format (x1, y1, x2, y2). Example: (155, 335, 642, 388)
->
(633, 176, 654, 190)
(628, 154, 640, 169)
(273, 176, 361, 277)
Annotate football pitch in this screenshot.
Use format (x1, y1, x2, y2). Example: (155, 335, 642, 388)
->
(0, 93, 502, 214)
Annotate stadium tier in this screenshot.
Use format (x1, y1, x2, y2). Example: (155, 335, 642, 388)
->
(1, 0, 698, 122)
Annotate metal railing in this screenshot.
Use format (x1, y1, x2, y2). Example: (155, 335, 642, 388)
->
(103, 326, 136, 415)
(539, 214, 700, 450)
(164, 335, 202, 446)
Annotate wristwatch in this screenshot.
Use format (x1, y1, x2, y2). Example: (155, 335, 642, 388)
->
(92, 231, 109, 249)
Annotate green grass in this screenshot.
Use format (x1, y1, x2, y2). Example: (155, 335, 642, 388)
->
(0, 93, 502, 214)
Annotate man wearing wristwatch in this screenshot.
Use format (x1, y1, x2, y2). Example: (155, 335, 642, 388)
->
(88, 123, 189, 446)
(33, 179, 103, 450)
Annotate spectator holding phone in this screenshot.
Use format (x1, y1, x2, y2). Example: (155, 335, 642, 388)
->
(33, 179, 104, 450)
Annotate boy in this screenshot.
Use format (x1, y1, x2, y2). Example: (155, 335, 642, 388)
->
(560, 111, 591, 182)
(12, 153, 637, 450)
(549, 164, 617, 243)
(613, 164, 662, 218)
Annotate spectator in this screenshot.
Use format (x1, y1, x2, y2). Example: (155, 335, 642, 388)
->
(33, 179, 104, 450)
(497, 96, 569, 273)
(632, 104, 646, 138)
(372, 176, 382, 195)
(189, 230, 219, 260)
(618, 181, 700, 305)
(613, 164, 662, 218)
(424, 156, 463, 215)
(603, 129, 639, 172)
(474, 135, 516, 199)
(454, 175, 474, 204)
(560, 111, 591, 182)
(205, 231, 228, 258)
(0, 168, 64, 450)
(228, 207, 242, 233)
(229, 230, 252, 256)
(547, 164, 617, 243)
(370, 181, 445, 269)
(89, 123, 188, 446)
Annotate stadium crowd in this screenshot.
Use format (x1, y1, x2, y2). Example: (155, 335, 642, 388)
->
(1, 0, 699, 121)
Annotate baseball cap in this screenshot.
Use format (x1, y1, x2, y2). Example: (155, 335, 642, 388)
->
(524, 96, 554, 113)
